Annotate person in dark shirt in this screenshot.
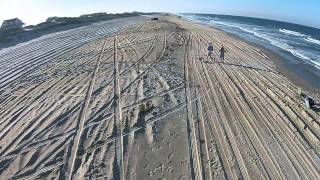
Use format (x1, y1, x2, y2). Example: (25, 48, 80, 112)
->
(219, 46, 226, 61)
(207, 43, 214, 60)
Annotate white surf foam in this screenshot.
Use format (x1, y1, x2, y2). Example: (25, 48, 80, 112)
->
(208, 20, 312, 60)
(257, 33, 311, 60)
(183, 15, 320, 70)
(305, 37, 320, 45)
(279, 28, 306, 37)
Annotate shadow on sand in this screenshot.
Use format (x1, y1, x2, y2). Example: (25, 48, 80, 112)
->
(221, 61, 279, 74)
(200, 57, 279, 74)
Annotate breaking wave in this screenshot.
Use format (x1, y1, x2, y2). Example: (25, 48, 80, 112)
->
(279, 28, 306, 37)
(305, 37, 320, 45)
(181, 14, 320, 70)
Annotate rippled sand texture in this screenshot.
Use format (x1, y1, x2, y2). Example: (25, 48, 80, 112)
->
(0, 15, 319, 179)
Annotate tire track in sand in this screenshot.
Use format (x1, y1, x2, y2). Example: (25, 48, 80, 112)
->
(113, 36, 125, 180)
(183, 34, 203, 180)
(66, 39, 109, 180)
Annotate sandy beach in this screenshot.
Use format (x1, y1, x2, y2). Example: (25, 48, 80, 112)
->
(0, 14, 320, 179)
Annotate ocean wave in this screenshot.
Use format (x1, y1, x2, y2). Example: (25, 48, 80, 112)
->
(254, 34, 319, 67)
(279, 29, 306, 37)
(256, 34, 311, 60)
(235, 27, 312, 61)
(310, 60, 320, 69)
(211, 22, 314, 61)
(304, 37, 320, 45)
(184, 15, 320, 70)
(279, 29, 320, 46)
(210, 20, 256, 33)
(280, 45, 311, 60)
(239, 28, 320, 69)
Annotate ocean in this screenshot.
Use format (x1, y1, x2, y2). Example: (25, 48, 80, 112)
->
(180, 13, 320, 87)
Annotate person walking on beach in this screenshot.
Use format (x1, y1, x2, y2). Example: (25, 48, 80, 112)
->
(219, 46, 226, 62)
(207, 43, 215, 61)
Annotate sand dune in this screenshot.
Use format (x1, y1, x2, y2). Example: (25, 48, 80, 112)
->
(0, 14, 319, 179)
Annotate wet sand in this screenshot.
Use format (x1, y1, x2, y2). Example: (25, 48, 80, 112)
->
(0, 14, 319, 179)
(221, 30, 320, 93)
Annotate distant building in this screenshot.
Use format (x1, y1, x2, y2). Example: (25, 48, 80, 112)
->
(1, 18, 24, 30)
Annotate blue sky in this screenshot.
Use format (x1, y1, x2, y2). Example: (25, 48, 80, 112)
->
(1, 0, 319, 28)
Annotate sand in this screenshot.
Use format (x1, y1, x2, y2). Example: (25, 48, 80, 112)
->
(0, 14, 319, 179)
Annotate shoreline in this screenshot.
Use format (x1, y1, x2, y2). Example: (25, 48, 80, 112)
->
(1, 14, 320, 179)
(2, 14, 318, 95)
(226, 31, 320, 93)
(182, 17, 319, 94)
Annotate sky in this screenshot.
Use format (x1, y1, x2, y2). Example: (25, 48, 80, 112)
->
(0, 0, 319, 28)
